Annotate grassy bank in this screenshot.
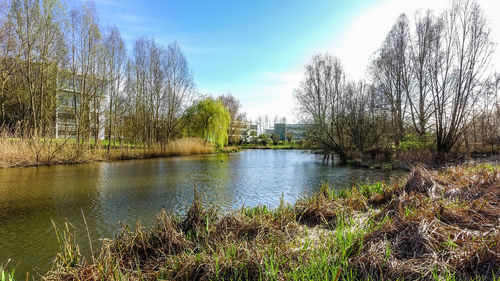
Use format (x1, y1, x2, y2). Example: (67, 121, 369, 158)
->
(0, 137, 215, 168)
(10, 164, 491, 280)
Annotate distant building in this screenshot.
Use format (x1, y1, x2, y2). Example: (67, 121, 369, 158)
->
(249, 123, 259, 134)
(273, 123, 309, 141)
(2, 61, 107, 140)
(229, 120, 259, 143)
(55, 75, 106, 140)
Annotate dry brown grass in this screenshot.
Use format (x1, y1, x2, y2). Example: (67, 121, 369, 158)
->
(0, 130, 98, 168)
(0, 133, 214, 168)
(294, 184, 342, 227)
(106, 138, 214, 161)
(351, 164, 500, 280)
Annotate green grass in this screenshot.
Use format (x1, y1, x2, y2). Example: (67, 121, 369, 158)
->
(0, 265, 15, 281)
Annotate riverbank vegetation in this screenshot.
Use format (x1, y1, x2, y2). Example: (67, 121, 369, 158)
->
(0, 264, 15, 281)
(0, 134, 214, 168)
(13, 164, 490, 280)
(295, 0, 499, 166)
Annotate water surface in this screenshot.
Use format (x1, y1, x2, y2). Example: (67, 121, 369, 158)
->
(0, 150, 406, 277)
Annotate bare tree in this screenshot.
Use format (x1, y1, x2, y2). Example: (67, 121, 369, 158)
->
(408, 10, 435, 142)
(344, 81, 388, 151)
(429, 0, 494, 157)
(0, 0, 201, 152)
(370, 14, 411, 147)
(164, 42, 193, 143)
(0, 0, 18, 125)
(468, 72, 499, 153)
(218, 93, 243, 144)
(124, 38, 193, 145)
(103, 26, 125, 153)
(295, 54, 349, 163)
(8, 0, 66, 136)
(67, 2, 102, 148)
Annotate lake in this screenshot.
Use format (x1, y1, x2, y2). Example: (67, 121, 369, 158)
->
(0, 149, 407, 277)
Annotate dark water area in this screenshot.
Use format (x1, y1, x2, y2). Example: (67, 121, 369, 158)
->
(0, 149, 407, 278)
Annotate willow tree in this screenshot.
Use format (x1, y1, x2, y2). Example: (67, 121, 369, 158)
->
(183, 97, 230, 147)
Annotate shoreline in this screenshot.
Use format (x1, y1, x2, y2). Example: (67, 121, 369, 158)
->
(2, 143, 497, 172)
(2, 164, 495, 281)
(0, 138, 235, 169)
(0, 150, 217, 169)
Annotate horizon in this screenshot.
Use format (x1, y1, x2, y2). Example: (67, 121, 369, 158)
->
(68, 0, 499, 122)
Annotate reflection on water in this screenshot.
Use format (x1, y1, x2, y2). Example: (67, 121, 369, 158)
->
(0, 150, 406, 277)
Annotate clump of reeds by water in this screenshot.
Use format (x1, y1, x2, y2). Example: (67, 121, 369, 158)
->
(0, 264, 15, 281)
(0, 127, 89, 168)
(106, 138, 214, 160)
(0, 126, 214, 168)
(33, 164, 499, 281)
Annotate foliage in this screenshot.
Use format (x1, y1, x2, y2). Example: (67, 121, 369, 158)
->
(183, 97, 231, 147)
(399, 133, 434, 150)
(258, 133, 269, 146)
(270, 133, 279, 145)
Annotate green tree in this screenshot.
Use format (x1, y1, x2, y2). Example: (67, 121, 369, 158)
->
(250, 130, 258, 144)
(270, 133, 279, 145)
(259, 133, 269, 146)
(183, 97, 230, 147)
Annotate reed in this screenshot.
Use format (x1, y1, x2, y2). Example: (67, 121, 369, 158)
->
(0, 128, 214, 168)
(105, 138, 214, 160)
(0, 264, 15, 281)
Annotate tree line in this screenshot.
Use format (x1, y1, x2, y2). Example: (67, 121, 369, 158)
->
(296, 0, 499, 163)
(0, 0, 218, 150)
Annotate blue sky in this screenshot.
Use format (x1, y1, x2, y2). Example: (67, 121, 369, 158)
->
(68, 0, 499, 122)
